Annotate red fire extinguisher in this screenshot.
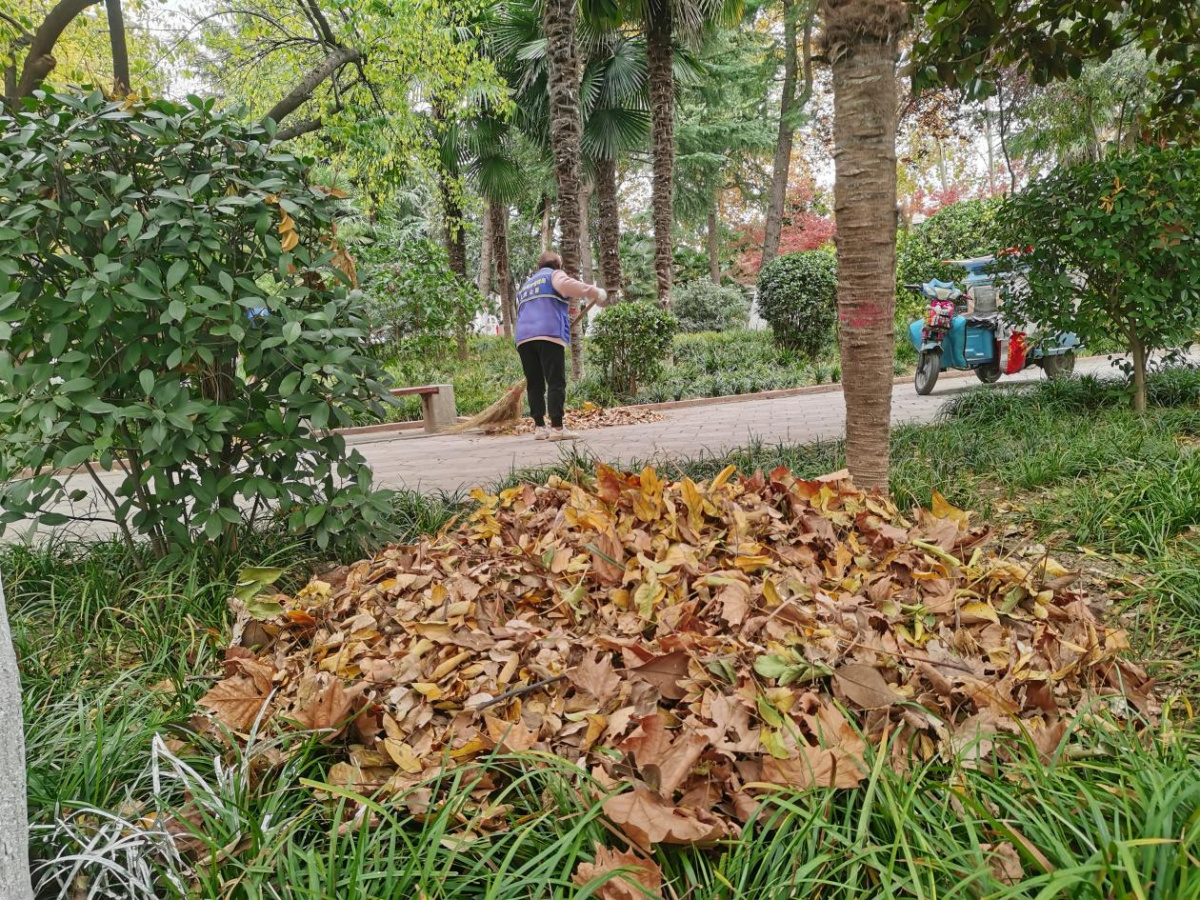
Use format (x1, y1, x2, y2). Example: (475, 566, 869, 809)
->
(1006, 332, 1027, 374)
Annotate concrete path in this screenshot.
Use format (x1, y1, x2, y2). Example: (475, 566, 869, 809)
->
(359, 356, 1129, 495)
(3, 355, 1138, 543)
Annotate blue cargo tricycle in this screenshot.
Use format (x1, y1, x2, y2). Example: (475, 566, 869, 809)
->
(906, 256, 1080, 395)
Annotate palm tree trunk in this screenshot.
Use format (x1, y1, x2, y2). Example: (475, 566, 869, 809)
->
(595, 156, 624, 297)
(823, 0, 906, 492)
(105, 0, 130, 95)
(440, 185, 469, 361)
(580, 179, 595, 284)
(707, 203, 721, 284)
(490, 200, 516, 340)
(645, 0, 675, 308)
(541, 194, 553, 251)
(477, 208, 493, 301)
(542, 0, 585, 379)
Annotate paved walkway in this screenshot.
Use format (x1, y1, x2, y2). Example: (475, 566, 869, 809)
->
(5, 355, 1134, 543)
(358, 356, 1127, 494)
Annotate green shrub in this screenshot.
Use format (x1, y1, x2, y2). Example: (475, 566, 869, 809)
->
(671, 279, 750, 332)
(996, 147, 1200, 412)
(589, 302, 677, 396)
(0, 92, 394, 556)
(362, 239, 484, 367)
(896, 198, 999, 317)
(756, 249, 838, 358)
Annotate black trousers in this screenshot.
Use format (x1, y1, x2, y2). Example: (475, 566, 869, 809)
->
(518, 340, 566, 427)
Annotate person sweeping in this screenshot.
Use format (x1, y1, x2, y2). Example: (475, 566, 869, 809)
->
(514, 250, 609, 441)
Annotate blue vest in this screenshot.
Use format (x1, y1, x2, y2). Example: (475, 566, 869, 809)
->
(515, 267, 571, 345)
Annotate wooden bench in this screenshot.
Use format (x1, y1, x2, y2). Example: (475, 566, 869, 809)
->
(390, 384, 458, 434)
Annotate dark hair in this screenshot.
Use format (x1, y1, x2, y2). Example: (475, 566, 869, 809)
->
(538, 250, 563, 270)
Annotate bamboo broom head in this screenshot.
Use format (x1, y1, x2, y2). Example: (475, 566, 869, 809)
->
(445, 379, 527, 434)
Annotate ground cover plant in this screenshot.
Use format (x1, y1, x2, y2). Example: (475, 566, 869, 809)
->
(7, 367, 1199, 898)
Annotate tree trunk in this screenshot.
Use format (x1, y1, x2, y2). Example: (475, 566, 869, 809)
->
(0, 573, 33, 900)
(645, 0, 675, 308)
(542, 0, 585, 379)
(490, 200, 516, 340)
(707, 203, 721, 284)
(1129, 326, 1147, 413)
(580, 179, 595, 285)
(478, 208, 493, 300)
(762, 0, 798, 269)
(996, 77, 1017, 193)
(823, 0, 905, 493)
(595, 156, 624, 297)
(105, 0, 130, 95)
(15, 0, 102, 98)
(439, 174, 470, 361)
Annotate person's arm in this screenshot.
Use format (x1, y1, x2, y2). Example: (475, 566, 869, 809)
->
(550, 270, 607, 304)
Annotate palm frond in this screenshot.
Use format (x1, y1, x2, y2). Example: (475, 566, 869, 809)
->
(583, 106, 651, 160)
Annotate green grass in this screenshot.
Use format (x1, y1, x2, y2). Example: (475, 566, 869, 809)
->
(372, 328, 915, 423)
(9, 365, 1200, 898)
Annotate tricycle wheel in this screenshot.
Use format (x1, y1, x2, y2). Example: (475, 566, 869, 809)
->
(1042, 351, 1077, 380)
(915, 350, 941, 395)
(974, 361, 1002, 384)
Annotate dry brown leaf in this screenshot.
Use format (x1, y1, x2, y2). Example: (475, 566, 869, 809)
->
(197, 675, 270, 732)
(571, 652, 622, 704)
(292, 678, 360, 736)
(834, 664, 899, 710)
(602, 787, 726, 848)
(572, 843, 664, 899)
(981, 842, 1025, 885)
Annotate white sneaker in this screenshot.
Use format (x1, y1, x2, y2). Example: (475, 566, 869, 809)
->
(548, 427, 579, 442)
(534, 426, 551, 440)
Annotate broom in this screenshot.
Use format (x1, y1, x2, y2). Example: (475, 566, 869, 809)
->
(447, 301, 598, 435)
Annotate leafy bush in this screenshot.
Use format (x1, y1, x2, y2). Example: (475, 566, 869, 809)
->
(672, 280, 750, 332)
(756, 249, 838, 358)
(0, 92, 394, 556)
(996, 147, 1200, 412)
(362, 239, 484, 365)
(589, 302, 677, 396)
(896, 198, 999, 316)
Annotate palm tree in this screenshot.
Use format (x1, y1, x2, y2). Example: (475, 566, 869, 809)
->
(631, 0, 741, 307)
(464, 113, 527, 338)
(490, 0, 648, 307)
(821, 0, 908, 491)
(581, 32, 651, 297)
(540, 0, 589, 376)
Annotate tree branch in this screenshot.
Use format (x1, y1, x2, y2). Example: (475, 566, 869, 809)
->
(15, 0, 102, 98)
(263, 44, 360, 125)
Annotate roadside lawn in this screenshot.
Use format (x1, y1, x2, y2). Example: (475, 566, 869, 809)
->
(6, 366, 1198, 899)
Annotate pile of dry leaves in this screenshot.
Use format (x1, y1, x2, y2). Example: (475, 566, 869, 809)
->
(503, 402, 663, 435)
(201, 464, 1155, 854)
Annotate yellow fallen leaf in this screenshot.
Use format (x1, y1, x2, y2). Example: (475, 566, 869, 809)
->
(960, 601, 1000, 625)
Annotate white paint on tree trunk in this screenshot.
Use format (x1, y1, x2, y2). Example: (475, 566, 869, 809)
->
(0, 570, 33, 900)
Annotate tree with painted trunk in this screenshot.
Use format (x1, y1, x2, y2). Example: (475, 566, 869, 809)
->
(820, 0, 907, 492)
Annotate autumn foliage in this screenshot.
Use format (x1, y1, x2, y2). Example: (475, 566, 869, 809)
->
(201, 464, 1155, 869)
